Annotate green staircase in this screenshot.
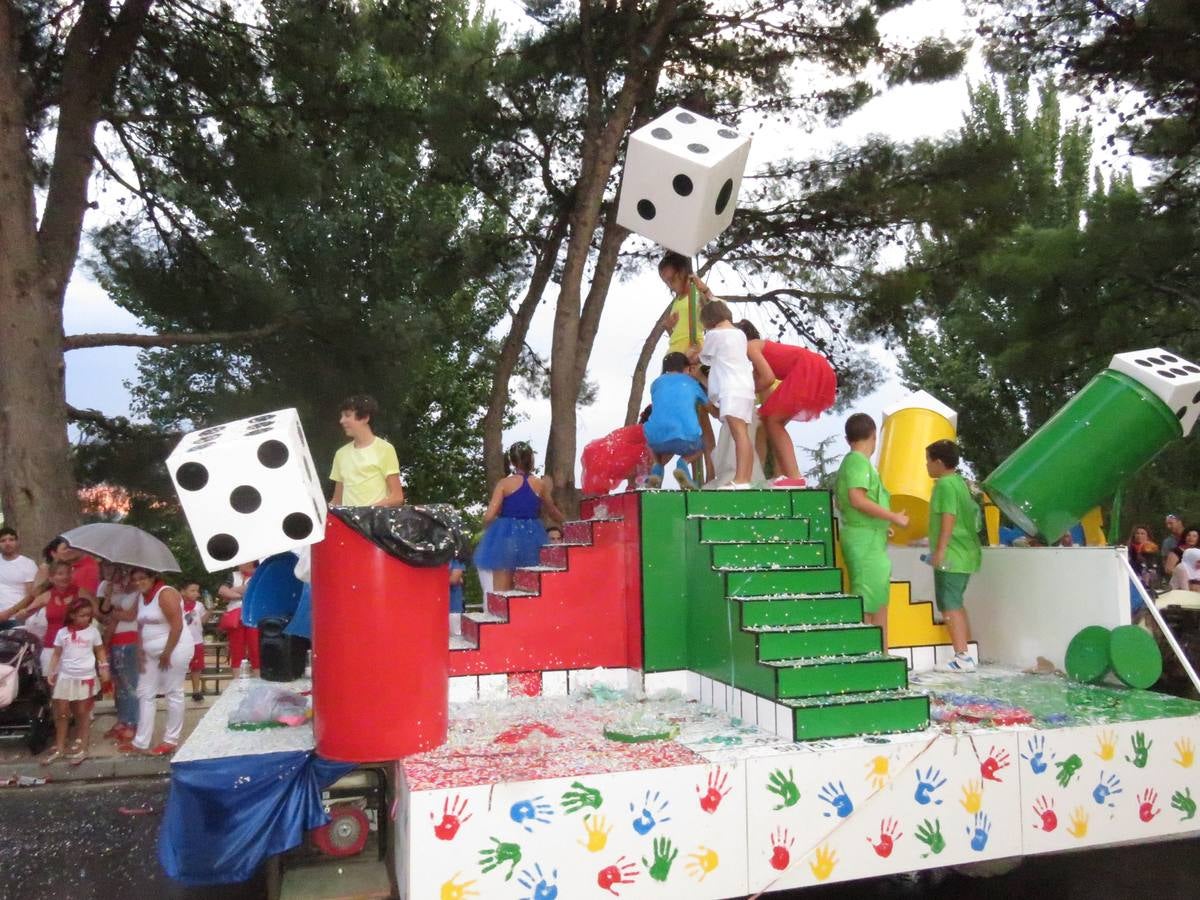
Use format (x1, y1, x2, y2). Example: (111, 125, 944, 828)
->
(641, 489, 928, 741)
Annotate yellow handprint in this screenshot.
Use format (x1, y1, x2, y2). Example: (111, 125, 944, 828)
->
(1174, 737, 1195, 768)
(865, 755, 888, 790)
(578, 813, 612, 852)
(685, 846, 719, 882)
(1067, 807, 1088, 839)
(440, 873, 479, 900)
(810, 844, 837, 881)
(959, 779, 983, 814)
(1095, 730, 1117, 761)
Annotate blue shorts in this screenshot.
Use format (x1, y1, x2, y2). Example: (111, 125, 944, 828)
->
(650, 437, 702, 457)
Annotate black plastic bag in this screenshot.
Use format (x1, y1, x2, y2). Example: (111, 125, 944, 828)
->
(331, 504, 468, 567)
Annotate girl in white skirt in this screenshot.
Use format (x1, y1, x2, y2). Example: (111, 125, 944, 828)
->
(43, 598, 109, 765)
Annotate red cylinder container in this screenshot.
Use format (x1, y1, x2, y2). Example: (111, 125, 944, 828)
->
(311, 515, 448, 761)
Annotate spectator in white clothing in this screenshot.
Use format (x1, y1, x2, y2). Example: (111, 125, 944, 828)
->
(0, 526, 38, 619)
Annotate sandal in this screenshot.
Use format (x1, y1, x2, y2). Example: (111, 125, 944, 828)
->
(40, 749, 64, 766)
(150, 742, 179, 756)
(67, 750, 89, 766)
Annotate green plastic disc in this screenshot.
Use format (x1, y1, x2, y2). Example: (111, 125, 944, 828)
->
(1109, 625, 1163, 689)
(1065, 626, 1112, 683)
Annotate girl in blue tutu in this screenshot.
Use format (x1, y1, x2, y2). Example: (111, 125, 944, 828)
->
(474, 442, 565, 591)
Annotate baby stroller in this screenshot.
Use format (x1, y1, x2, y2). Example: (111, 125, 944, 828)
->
(0, 628, 53, 755)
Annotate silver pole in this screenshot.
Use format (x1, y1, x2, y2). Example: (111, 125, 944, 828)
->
(1124, 557, 1200, 696)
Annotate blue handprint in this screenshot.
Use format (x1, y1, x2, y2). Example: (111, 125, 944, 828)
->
(914, 766, 947, 806)
(510, 795, 555, 832)
(1092, 771, 1123, 807)
(967, 812, 991, 851)
(630, 790, 671, 835)
(1021, 735, 1054, 775)
(818, 781, 853, 819)
(517, 863, 559, 900)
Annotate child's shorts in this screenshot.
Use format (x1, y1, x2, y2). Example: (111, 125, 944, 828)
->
(934, 570, 971, 613)
(189, 643, 206, 673)
(651, 437, 703, 457)
(716, 395, 756, 425)
(52, 675, 98, 702)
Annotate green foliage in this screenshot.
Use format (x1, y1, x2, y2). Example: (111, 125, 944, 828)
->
(87, 1, 520, 507)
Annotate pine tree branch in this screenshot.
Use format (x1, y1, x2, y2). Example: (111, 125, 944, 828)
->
(64, 321, 285, 351)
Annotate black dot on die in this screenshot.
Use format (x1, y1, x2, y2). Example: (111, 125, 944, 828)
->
(245, 425, 272, 436)
(175, 462, 209, 491)
(1148, 356, 1164, 365)
(1162, 354, 1179, 362)
(1135, 358, 1151, 367)
(1185, 365, 1200, 374)
(675, 112, 696, 124)
(250, 414, 274, 423)
(1177, 407, 1188, 419)
(687, 143, 709, 154)
(673, 174, 694, 196)
(715, 178, 735, 215)
(718, 128, 739, 139)
(282, 512, 314, 541)
(1172, 367, 1189, 376)
(1193, 390, 1200, 403)
(651, 127, 672, 140)
(207, 533, 239, 562)
(637, 199, 656, 220)
(229, 485, 262, 514)
(1159, 369, 1177, 379)
(257, 439, 289, 468)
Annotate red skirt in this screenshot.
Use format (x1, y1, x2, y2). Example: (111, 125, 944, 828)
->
(758, 342, 837, 422)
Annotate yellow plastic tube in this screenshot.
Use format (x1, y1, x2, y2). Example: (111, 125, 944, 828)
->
(877, 391, 957, 546)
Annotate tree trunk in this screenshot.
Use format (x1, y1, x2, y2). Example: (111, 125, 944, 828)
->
(481, 214, 568, 487)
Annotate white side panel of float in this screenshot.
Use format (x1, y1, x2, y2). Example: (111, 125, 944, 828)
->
(744, 731, 1023, 892)
(890, 546, 1129, 671)
(1016, 717, 1200, 854)
(405, 763, 750, 900)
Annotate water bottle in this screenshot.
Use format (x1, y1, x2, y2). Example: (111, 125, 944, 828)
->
(239, 658, 251, 680)
(304, 650, 313, 679)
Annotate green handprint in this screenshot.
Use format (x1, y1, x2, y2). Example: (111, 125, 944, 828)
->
(561, 781, 603, 815)
(914, 818, 946, 857)
(479, 837, 522, 880)
(1125, 731, 1152, 769)
(1055, 753, 1083, 788)
(1170, 787, 1196, 821)
(766, 768, 800, 811)
(642, 836, 679, 882)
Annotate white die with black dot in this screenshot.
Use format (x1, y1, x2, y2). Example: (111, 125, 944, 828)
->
(166, 409, 327, 572)
(1108, 348, 1200, 436)
(616, 106, 751, 256)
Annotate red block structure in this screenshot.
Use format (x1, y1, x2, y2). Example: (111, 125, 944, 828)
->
(451, 492, 643, 676)
(311, 515, 448, 761)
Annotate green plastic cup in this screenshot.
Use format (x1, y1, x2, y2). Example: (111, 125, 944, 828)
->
(983, 370, 1182, 540)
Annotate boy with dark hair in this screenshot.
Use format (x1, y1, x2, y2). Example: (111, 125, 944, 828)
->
(0, 526, 37, 616)
(926, 439, 982, 673)
(330, 394, 405, 507)
(835, 413, 908, 646)
(644, 351, 709, 489)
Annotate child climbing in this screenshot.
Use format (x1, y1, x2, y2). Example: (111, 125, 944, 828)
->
(736, 320, 837, 486)
(644, 352, 709, 489)
(835, 413, 908, 648)
(699, 301, 756, 489)
(474, 442, 566, 592)
(926, 439, 982, 673)
(658, 251, 713, 358)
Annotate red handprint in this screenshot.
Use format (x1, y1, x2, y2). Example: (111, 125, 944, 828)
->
(769, 826, 794, 871)
(1032, 795, 1057, 832)
(1138, 788, 1160, 823)
(432, 794, 471, 841)
(868, 817, 903, 858)
(981, 746, 1011, 782)
(697, 766, 731, 814)
(597, 857, 639, 895)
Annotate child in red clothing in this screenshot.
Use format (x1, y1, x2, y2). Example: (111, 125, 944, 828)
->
(181, 581, 207, 701)
(736, 320, 837, 484)
(217, 562, 259, 672)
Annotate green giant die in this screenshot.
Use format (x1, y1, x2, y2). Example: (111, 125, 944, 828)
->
(984, 349, 1200, 541)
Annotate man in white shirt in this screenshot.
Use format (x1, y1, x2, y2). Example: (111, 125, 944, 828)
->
(0, 526, 38, 614)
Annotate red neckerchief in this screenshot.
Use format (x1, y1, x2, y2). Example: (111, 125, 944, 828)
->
(141, 580, 165, 605)
(65, 623, 91, 642)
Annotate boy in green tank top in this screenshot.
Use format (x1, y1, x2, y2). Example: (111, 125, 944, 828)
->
(926, 439, 983, 673)
(835, 413, 909, 649)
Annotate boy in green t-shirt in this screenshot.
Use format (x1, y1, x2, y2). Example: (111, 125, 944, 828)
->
(926, 439, 982, 673)
(835, 414, 909, 648)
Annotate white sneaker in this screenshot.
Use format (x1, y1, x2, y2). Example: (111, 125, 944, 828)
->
(717, 482, 751, 491)
(938, 652, 977, 673)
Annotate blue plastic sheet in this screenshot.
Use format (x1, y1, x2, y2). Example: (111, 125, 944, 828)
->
(284, 584, 313, 640)
(241, 552, 304, 627)
(159, 750, 354, 885)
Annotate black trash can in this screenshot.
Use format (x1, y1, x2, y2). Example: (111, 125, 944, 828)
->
(258, 616, 310, 682)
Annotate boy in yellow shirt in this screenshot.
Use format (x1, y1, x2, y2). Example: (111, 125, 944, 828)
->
(329, 395, 405, 507)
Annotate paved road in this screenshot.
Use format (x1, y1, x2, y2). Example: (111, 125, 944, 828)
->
(2, 777, 1198, 899)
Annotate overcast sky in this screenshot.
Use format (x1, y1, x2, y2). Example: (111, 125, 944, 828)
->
(60, 0, 1133, 486)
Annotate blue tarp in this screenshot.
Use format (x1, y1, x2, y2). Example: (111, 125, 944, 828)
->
(159, 750, 354, 885)
(241, 552, 304, 628)
(284, 584, 313, 639)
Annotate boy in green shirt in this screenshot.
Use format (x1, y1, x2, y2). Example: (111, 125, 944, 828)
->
(835, 414, 909, 648)
(926, 439, 982, 673)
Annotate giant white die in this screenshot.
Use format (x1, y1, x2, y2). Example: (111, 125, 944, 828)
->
(1109, 347, 1200, 436)
(615, 106, 751, 256)
(167, 409, 327, 572)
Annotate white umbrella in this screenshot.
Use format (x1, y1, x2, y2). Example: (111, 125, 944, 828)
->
(60, 523, 181, 573)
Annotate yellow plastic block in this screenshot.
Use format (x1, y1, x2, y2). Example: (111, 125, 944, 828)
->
(887, 581, 950, 648)
(878, 405, 956, 545)
(1081, 506, 1106, 546)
